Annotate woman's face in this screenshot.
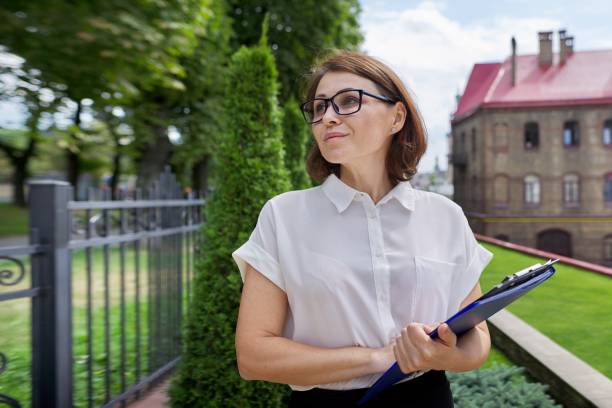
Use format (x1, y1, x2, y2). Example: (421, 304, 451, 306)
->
(311, 71, 405, 169)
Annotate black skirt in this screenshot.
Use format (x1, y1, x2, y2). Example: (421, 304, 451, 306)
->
(287, 370, 453, 408)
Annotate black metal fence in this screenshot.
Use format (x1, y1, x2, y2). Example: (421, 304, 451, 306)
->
(0, 168, 204, 407)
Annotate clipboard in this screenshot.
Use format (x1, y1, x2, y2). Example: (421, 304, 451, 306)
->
(358, 259, 559, 406)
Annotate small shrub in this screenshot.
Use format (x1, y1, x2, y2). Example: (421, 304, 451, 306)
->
(447, 363, 562, 408)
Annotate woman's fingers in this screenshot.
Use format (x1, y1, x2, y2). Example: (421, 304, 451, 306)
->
(394, 328, 410, 373)
(423, 322, 438, 334)
(437, 323, 457, 347)
(396, 324, 427, 373)
(395, 322, 458, 373)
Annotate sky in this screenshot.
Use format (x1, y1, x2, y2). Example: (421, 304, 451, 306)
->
(2, 1, 612, 173)
(359, 0, 612, 172)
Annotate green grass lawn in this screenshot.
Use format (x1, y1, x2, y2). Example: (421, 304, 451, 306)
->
(0, 202, 28, 237)
(482, 346, 512, 368)
(478, 242, 612, 379)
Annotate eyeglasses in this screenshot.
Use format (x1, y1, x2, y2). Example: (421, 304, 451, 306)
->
(300, 88, 396, 124)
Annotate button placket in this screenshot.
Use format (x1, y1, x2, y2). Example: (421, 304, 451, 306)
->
(363, 200, 395, 338)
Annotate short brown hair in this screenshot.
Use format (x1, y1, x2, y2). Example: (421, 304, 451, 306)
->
(302, 50, 427, 185)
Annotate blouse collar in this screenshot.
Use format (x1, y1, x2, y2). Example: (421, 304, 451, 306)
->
(321, 173, 415, 213)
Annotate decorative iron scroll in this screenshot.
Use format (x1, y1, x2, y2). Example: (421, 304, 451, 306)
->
(0, 353, 22, 408)
(0, 257, 25, 287)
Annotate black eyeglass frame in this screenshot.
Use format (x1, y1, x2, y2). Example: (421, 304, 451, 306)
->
(300, 88, 397, 124)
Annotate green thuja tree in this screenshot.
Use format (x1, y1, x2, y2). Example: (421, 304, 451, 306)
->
(282, 98, 312, 190)
(169, 25, 291, 407)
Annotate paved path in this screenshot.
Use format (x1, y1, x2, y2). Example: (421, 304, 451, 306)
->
(128, 381, 170, 408)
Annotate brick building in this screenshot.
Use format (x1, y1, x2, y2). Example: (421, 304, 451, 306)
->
(450, 30, 612, 267)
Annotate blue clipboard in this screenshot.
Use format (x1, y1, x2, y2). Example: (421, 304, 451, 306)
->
(358, 259, 558, 406)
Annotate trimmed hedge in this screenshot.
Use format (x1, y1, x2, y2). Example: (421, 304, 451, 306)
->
(168, 37, 291, 406)
(281, 97, 311, 190)
(448, 363, 562, 407)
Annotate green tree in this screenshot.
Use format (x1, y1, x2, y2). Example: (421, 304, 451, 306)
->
(0, 63, 63, 206)
(169, 32, 291, 406)
(169, 0, 233, 194)
(0, 128, 36, 207)
(282, 98, 311, 190)
(227, 0, 363, 102)
(0, 0, 213, 192)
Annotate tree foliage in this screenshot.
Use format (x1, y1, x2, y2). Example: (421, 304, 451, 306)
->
(0, 0, 215, 191)
(227, 0, 363, 102)
(282, 98, 311, 190)
(0, 0, 211, 99)
(0, 0, 362, 194)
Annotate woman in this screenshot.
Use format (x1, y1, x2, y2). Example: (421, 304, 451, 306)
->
(232, 50, 493, 407)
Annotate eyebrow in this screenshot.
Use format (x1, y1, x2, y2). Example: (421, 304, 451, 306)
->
(315, 87, 355, 98)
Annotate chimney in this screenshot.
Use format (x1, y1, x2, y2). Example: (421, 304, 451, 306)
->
(511, 37, 517, 86)
(566, 36, 574, 55)
(559, 29, 567, 64)
(538, 31, 553, 67)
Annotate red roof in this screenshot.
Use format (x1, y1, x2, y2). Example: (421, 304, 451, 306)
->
(453, 49, 612, 123)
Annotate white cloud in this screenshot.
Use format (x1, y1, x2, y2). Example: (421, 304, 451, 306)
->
(361, 1, 561, 172)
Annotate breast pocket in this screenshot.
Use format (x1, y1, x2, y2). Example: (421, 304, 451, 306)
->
(414, 256, 458, 324)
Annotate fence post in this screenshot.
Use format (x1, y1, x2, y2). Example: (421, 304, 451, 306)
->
(29, 181, 73, 408)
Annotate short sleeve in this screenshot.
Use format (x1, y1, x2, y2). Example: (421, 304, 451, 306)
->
(231, 200, 286, 292)
(449, 209, 493, 313)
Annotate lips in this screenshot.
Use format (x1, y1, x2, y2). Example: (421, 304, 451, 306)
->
(324, 132, 348, 141)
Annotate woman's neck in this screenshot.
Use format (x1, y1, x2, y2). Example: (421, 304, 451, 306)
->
(339, 165, 394, 205)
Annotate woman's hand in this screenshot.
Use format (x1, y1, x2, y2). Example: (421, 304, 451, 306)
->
(392, 322, 459, 374)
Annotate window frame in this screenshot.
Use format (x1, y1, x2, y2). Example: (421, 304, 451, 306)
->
(563, 120, 579, 148)
(603, 119, 612, 147)
(524, 122, 540, 150)
(604, 172, 612, 206)
(524, 174, 541, 207)
(562, 173, 580, 208)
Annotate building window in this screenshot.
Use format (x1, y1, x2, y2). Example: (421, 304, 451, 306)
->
(460, 132, 466, 154)
(524, 122, 539, 149)
(563, 174, 579, 206)
(493, 175, 509, 206)
(605, 173, 612, 204)
(524, 175, 540, 205)
(604, 235, 612, 261)
(563, 121, 579, 147)
(471, 128, 476, 154)
(604, 120, 612, 146)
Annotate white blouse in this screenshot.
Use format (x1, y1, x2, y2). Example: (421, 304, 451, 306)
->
(232, 173, 493, 391)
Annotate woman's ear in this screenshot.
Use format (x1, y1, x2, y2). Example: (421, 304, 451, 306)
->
(392, 102, 407, 131)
